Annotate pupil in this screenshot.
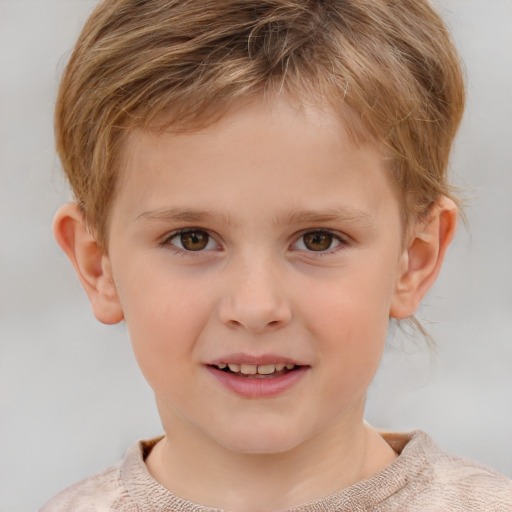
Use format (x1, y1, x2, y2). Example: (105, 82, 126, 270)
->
(181, 231, 208, 251)
(304, 232, 332, 251)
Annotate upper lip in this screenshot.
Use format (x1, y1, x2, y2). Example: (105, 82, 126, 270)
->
(207, 353, 307, 366)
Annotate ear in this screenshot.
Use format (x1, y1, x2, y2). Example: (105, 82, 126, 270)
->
(390, 197, 458, 319)
(53, 203, 124, 325)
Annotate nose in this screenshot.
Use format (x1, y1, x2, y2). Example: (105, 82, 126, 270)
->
(217, 255, 292, 334)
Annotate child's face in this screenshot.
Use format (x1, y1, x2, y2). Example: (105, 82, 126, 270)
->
(105, 97, 407, 454)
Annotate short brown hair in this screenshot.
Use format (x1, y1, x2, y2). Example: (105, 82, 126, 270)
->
(55, 0, 465, 250)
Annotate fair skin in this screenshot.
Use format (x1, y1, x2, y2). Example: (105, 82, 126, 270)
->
(54, 96, 456, 512)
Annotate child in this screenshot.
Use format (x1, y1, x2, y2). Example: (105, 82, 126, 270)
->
(41, 0, 512, 510)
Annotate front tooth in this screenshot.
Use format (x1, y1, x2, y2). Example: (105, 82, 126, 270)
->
(257, 364, 276, 375)
(228, 363, 241, 372)
(285, 364, 295, 370)
(240, 364, 257, 375)
(275, 363, 285, 371)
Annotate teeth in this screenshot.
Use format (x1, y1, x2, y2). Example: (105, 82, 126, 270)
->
(257, 364, 276, 375)
(240, 364, 257, 375)
(218, 363, 297, 375)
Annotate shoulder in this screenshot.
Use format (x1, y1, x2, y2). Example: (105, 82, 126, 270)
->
(38, 462, 134, 512)
(36, 437, 158, 512)
(424, 447, 512, 511)
(382, 430, 512, 511)
(38, 437, 165, 512)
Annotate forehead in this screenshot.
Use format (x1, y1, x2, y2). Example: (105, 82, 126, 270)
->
(113, 96, 401, 230)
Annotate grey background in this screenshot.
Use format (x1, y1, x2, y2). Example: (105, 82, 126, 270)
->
(1, 1, 511, 511)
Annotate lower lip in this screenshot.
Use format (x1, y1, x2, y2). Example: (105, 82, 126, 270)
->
(205, 366, 309, 398)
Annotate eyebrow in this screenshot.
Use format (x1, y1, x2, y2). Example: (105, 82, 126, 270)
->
(135, 207, 237, 226)
(275, 207, 374, 227)
(135, 206, 374, 228)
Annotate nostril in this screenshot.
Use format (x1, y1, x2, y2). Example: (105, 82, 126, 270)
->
(225, 318, 283, 333)
(218, 297, 292, 333)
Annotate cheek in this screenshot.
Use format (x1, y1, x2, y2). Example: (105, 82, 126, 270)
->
(300, 267, 394, 391)
(117, 272, 212, 389)
(315, 296, 387, 381)
(302, 264, 394, 343)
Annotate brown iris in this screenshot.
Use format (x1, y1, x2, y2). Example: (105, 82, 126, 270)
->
(180, 230, 210, 251)
(302, 232, 334, 251)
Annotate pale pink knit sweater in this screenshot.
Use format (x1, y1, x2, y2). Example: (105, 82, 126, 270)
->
(40, 431, 512, 511)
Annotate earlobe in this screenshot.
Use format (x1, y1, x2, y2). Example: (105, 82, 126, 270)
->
(390, 197, 458, 319)
(53, 203, 124, 325)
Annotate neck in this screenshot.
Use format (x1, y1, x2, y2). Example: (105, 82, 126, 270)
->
(145, 409, 396, 512)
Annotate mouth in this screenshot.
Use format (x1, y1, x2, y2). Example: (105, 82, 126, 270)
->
(208, 362, 301, 379)
(206, 358, 309, 397)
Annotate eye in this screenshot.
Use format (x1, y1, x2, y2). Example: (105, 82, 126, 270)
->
(293, 231, 345, 252)
(167, 229, 218, 252)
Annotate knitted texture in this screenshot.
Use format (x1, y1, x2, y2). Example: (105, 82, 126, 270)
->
(40, 431, 512, 511)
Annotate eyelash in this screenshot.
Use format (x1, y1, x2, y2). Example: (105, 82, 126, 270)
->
(162, 228, 349, 256)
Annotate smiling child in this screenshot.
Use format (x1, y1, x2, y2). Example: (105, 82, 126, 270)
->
(41, 0, 512, 511)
